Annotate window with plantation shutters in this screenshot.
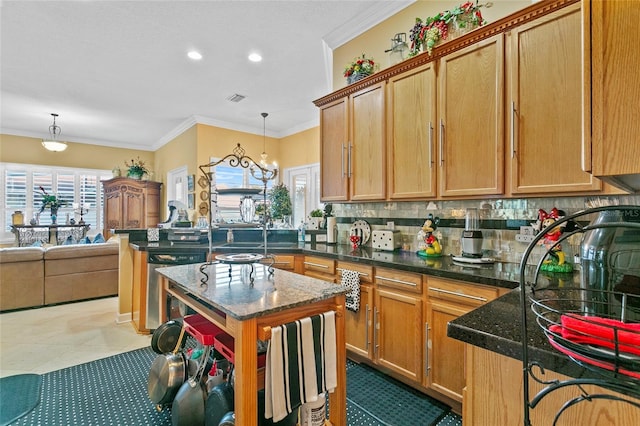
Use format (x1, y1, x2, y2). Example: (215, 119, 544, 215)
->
(1, 163, 110, 244)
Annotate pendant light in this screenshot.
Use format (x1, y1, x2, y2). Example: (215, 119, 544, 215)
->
(41, 113, 67, 152)
(260, 112, 269, 166)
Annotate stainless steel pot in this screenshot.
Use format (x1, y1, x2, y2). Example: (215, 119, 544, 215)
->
(147, 327, 188, 406)
(172, 345, 212, 426)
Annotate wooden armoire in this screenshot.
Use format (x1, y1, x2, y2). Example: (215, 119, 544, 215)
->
(102, 177, 162, 240)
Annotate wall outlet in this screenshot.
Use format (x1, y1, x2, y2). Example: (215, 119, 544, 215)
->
(520, 226, 534, 236)
(387, 221, 395, 230)
(515, 234, 535, 243)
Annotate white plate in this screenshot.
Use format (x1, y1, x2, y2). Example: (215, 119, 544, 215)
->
(350, 220, 371, 245)
(452, 256, 495, 264)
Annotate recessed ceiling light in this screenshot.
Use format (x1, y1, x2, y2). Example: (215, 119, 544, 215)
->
(187, 51, 203, 60)
(248, 53, 262, 62)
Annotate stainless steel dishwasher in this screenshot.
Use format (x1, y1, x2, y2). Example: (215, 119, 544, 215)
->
(146, 252, 206, 330)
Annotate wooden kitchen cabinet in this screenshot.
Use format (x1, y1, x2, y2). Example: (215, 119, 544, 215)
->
(102, 177, 162, 240)
(438, 35, 505, 197)
(337, 261, 374, 359)
(349, 82, 386, 201)
(302, 255, 335, 282)
(426, 277, 501, 402)
(319, 97, 349, 202)
(374, 267, 424, 383)
(318, 82, 386, 202)
(387, 63, 437, 199)
(584, 0, 640, 192)
(508, 3, 600, 195)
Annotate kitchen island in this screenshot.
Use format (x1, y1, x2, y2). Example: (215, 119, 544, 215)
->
(157, 261, 347, 426)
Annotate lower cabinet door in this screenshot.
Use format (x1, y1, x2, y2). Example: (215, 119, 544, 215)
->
(345, 284, 373, 359)
(426, 299, 470, 401)
(374, 288, 423, 382)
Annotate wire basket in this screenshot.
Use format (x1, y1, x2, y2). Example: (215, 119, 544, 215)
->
(530, 287, 640, 384)
(519, 205, 640, 423)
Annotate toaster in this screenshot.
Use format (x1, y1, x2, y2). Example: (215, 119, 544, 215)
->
(371, 229, 401, 251)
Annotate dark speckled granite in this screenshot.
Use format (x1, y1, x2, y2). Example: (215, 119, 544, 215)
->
(157, 262, 346, 321)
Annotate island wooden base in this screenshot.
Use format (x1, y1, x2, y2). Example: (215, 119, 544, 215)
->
(463, 345, 640, 425)
(161, 277, 347, 426)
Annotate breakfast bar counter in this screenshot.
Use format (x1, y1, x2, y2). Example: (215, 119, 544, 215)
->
(157, 261, 347, 426)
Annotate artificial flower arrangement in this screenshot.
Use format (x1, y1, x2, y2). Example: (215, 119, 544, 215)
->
(38, 186, 68, 213)
(409, 1, 488, 56)
(344, 54, 378, 84)
(125, 157, 150, 178)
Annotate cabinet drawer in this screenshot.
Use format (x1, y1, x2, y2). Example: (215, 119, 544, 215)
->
(265, 255, 295, 270)
(303, 255, 335, 275)
(427, 277, 499, 307)
(336, 261, 373, 284)
(374, 267, 422, 294)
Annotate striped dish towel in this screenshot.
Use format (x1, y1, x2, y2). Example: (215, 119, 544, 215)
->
(264, 311, 337, 422)
(341, 270, 361, 312)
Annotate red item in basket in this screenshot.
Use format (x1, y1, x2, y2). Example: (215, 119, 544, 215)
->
(548, 324, 640, 379)
(214, 331, 266, 368)
(560, 314, 640, 356)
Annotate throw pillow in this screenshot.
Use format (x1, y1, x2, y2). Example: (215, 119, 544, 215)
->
(64, 235, 75, 245)
(31, 240, 42, 247)
(93, 233, 105, 244)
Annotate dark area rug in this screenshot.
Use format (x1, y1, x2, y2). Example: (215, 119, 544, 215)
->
(11, 347, 171, 426)
(0, 374, 41, 426)
(346, 360, 450, 426)
(7, 347, 454, 425)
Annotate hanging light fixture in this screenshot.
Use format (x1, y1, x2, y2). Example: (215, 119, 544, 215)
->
(260, 112, 269, 166)
(41, 113, 67, 152)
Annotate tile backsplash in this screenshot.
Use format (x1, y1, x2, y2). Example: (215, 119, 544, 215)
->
(331, 195, 640, 266)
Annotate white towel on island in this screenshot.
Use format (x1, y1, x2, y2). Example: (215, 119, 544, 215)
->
(264, 311, 337, 422)
(341, 270, 361, 312)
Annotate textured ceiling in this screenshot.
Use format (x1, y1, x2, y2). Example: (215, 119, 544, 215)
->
(0, 0, 413, 151)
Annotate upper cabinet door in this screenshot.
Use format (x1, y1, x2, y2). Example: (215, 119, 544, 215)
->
(387, 63, 437, 199)
(586, 0, 640, 191)
(349, 82, 386, 201)
(509, 3, 600, 194)
(319, 98, 349, 202)
(438, 35, 505, 197)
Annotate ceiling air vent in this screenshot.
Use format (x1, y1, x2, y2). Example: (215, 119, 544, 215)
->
(226, 93, 246, 103)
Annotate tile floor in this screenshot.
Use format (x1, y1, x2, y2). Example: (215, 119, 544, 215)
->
(0, 297, 151, 378)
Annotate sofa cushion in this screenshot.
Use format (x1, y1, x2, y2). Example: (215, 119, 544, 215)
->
(0, 247, 45, 263)
(44, 242, 118, 260)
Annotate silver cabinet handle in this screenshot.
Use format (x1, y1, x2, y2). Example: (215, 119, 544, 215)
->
(373, 307, 379, 354)
(347, 142, 353, 178)
(365, 304, 371, 350)
(303, 261, 329, 269)
(341, 143, 346, 178)
(425, 322, 430, 378)
(428, 122, 434, 168)
(511, 101, 516, 158)
(439, 119, 444, 167)
(336, 268, 369, 277)
(375, 275, 417, 287)
(430, 287, 487, 302)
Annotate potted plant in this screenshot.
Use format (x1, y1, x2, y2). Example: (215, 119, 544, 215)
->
(268, 183, 292, 222)
(343, 54, 378, 84)
(38, 186, 68, 224)
(124, 157, 150, 180)
(307, 208, 324, 230)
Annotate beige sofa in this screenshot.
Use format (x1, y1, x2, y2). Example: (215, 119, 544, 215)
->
(0, 242, 118, 311)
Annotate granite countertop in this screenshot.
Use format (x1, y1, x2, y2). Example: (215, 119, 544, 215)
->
(157, 262, 346, 321)
(130, 239, 524, 290)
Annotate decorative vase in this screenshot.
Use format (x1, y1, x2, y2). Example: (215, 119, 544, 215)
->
(50, 207, 58, 225)
(127, 170, 143, 180)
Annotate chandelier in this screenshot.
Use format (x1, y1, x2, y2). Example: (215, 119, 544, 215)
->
(41, 113, 67, 152)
